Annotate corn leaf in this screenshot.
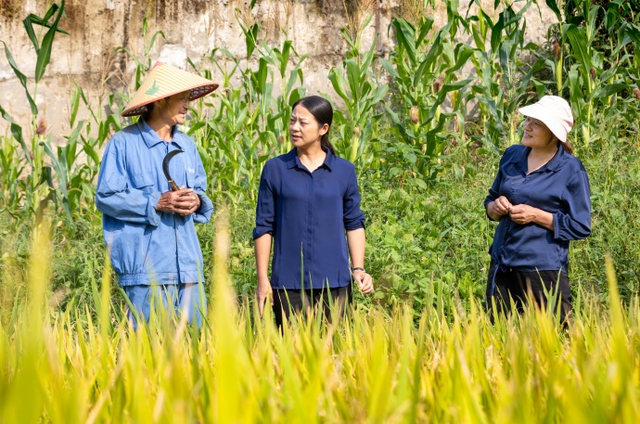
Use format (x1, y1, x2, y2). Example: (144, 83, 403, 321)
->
(1, 41, 38, 115)
(35, 0, 67, 83)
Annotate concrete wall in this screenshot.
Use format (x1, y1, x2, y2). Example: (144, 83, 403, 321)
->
(0, 0, 557, 141)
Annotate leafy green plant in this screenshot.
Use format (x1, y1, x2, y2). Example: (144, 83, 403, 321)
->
(468, 0, 539, 150)
(187, 18, 307, 206)
(329, 14, 388, 166)
(116, 15, 166, 90)
(542, 0, 640, 145)
(381, 10, 473, 182)
(0, 1, 68, 216)
(1, 0, 69, 119)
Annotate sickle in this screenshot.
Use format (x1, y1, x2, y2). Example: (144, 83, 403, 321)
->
(162, 149, 184, 191)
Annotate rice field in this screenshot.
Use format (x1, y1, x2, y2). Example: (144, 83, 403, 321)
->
(1, 215, 639, 423)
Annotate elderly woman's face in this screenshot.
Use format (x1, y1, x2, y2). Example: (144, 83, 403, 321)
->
(521, 117, 556, 149)
(158, 91, 190, 125)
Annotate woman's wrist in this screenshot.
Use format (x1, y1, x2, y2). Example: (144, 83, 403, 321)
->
(351, 267, 366, 273)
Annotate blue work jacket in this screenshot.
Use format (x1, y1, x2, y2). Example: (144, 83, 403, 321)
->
(95, 119, 214, 286)
(484, 144, 591, 273)
(253, 149, 366, 290)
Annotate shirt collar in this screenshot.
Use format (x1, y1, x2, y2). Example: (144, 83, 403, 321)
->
(545, 145, 565, 172)
(136, 119, 184, 149)
(285, 147, 336, 171)
(517, 144, 565, 174)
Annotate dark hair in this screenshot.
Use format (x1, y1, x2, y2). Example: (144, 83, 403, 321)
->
(141, 101, 155, 122)
(292, 95, 335, 155)
(560, 140, 574, 155)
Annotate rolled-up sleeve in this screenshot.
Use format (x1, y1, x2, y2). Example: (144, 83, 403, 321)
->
(253, 162, 276, 239)
(95, 139, 161, 226)
(191, 148, 214, 223)
(554, 170, 591, 240)
(343, 166, 365, 230)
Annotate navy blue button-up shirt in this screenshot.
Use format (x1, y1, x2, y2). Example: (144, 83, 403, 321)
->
(96, 119, 214, 286)
(253, 149, 366, 290)
(484, 144, 591, 273)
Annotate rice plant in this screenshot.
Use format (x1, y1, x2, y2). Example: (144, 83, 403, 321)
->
(1, 214, 640, 422)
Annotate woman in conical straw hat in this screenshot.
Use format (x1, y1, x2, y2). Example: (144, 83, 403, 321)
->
(96, 62, 218, 329)
(484, 95, 591, 325)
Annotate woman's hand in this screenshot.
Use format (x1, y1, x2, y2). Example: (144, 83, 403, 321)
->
(256, 278, 273, 317)
(156, 188, 200, 216)
(509, 204, 554, 230)
(493, 196, 513, 216)
(509, 204, 537, 224)
(353, 270, 374, 294)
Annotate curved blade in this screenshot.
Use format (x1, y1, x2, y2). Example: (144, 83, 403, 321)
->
(162, 149, 184, 191)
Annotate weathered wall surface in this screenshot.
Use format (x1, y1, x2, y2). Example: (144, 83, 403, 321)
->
(0, 0, 557, 141)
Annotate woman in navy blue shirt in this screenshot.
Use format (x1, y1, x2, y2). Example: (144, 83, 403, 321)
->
(253, 96, 374, 327)
(484, 95, 591, 322)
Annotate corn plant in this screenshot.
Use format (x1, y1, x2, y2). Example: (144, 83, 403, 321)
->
(328, 14, 388, 167)
(0, 133, 25, 215)
(380, 9, 473, 181)
(468, 0, 539, 150)
(0, 1, 68, 216)
(187, 20, 306, 205)
(542, 0, 640, 145)
(1, 0, 68, 120)
(193, 56, 266, 205)
(116, 15, 166, 89)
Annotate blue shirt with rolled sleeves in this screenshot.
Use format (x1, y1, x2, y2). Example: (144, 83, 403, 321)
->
(253, 148, 366, 290)
(95, 119, 214, 286)
(484, 144, 591, 273)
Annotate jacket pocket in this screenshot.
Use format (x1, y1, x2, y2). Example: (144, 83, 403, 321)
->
(185, 165, 200, 189)
(131, 173, 153, 190)
(109, 222, 149, 276)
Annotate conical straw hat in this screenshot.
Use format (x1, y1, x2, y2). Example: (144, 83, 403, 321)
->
(121, 62, 219, 117)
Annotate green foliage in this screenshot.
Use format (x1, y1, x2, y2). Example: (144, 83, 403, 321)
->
(117, 15, 166, 89)
(0, 1, 73, 217)
(329, 14, 388, 166)
(381, 12, 473, 181)
(469, 1, 538, 150)
(187, 24, 307, 206)
(1, 0, 69, 116)
(542, 0, 640, 144)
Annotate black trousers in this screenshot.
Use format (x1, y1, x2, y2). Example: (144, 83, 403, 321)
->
(486, 261, 572, 323)
(273, 285, 352, 329)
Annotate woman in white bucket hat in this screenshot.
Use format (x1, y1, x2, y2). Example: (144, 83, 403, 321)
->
(96, 62, 218, 329)
(484, 95, 591, 323)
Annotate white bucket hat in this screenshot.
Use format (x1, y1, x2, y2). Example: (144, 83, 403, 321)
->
(122, 62, 219, 117)
(518, 95, 574, 142)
